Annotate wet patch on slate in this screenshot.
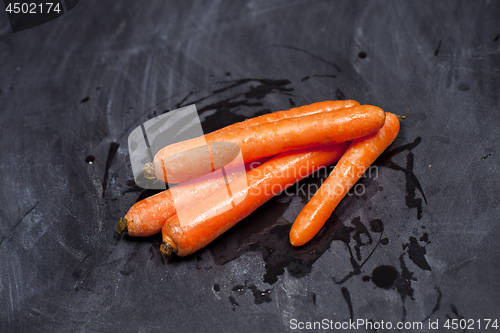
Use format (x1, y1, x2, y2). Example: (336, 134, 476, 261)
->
(174, 78, 294, 134)
(226, 281, 272, 309)
(341, 287, 354, 320)
(358, 231, 435, 321)
(371, 265, 398, 289)
(403, 236, 431, 271)
(375, 137, 426, 219)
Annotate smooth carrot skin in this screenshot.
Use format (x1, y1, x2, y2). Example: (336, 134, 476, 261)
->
(216, 100, 359, 133)
(160, 143, 350, 257)
(155, 105, 385, 183)
(118, 167, 247, 237)
(151, 100, 359, 167)
(289, 112, 401, 247)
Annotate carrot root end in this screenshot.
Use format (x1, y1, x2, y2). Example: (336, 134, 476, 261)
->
(160, 242, 174, 256)
(143, 162, 157, 180)
(396, 109, 411, 120)
(117, 218, 128, 234)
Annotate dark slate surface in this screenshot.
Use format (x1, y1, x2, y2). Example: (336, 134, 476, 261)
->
(1, 1, 499, 332)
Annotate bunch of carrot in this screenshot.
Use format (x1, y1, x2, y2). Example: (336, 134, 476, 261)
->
(118, 99, 400, 257)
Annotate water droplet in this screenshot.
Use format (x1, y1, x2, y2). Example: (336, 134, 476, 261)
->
(232, 285, 245, 293)
(85, 155, 95, 164)
(228, 296, 239, 310)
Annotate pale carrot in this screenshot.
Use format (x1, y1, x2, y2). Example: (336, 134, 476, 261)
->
(154, 105, 385, 184)
(160, 143, 350, 257)
(289, 112, 401, 247)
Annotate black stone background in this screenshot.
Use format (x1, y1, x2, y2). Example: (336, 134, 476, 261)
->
(0, 1, 499, 332)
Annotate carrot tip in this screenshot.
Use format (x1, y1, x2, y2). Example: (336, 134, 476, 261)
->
(117, 218, 128, 234)
(143, 162, 156, 180)
(160, 242, 174, 256)
(289, 236, 305, 247)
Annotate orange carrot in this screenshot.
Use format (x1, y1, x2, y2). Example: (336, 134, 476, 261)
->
(289, 112, 401, 247)
(118, 164, 253, 237)
(160, 143, 350, 257)
(214, 100, 359, 133)
(148, 100, 358, 167)
(154, 105, 385, 184)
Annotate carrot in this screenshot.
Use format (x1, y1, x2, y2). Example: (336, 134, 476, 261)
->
(160, 143, 350, 257)
(144, 100, 358, 181)
(289, 112, 401, 247)
(118, 164, 252, 237)
(154, 105, 385, 184)
(214, 100, 359, 133)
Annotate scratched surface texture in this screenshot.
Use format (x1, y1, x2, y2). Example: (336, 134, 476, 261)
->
(0, 1, 499, 332)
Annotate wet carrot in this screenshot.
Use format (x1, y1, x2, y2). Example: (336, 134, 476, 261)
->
(154, 105, 385, 183)
(215, 100, 359, 133)
(289, 112, 400, 247)
(149, 100, 358, 165)
(160, 143, 350, 257)
(144, 100, 358, 181)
